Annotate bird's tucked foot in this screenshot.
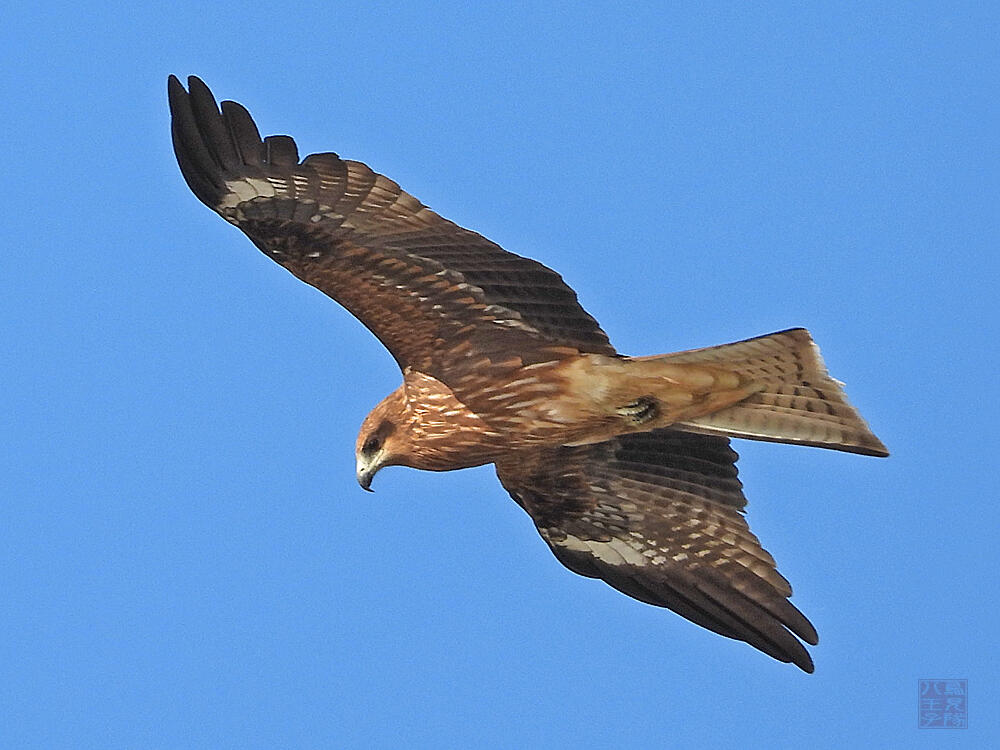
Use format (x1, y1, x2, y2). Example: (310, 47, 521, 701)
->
(616, 396, 660, 424)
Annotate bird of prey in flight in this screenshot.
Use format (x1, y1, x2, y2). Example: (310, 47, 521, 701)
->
(168, 75, 888, 673)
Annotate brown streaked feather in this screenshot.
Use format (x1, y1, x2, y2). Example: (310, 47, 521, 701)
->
(496, 428, 819, 673)
(168, 75, 616, 384)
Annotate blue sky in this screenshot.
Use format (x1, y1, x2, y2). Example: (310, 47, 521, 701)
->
(2, 1, 996, 747)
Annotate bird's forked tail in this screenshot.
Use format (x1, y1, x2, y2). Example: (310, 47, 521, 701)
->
(643, 328, 888, 456)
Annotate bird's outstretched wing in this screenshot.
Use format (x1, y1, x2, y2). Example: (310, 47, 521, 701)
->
(168, 76, 616, 382)
(496, 428, 819, 672)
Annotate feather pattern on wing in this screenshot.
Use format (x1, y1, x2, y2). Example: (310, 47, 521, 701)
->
(168, 75, 616, 383)
(496, 428, 819, 672)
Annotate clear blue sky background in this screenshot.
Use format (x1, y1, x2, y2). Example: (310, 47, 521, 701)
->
(2, 2, 996, 747)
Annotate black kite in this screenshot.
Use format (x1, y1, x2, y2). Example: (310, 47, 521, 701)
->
(168, 76, 888, 672)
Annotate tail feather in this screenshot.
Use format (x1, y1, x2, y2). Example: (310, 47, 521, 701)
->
(664, 328, 889, 457)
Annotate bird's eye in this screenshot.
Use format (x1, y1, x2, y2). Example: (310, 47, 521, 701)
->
(363, 436, 381, 454)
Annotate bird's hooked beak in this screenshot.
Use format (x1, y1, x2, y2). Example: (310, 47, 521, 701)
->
(356, 457, 376, 492)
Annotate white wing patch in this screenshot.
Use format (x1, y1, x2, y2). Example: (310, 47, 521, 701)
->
(220, 177, 277, 208)
(557, 533, 654, 567)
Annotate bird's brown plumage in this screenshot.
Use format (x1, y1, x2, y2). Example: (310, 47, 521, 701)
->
(169, 75, 888, 673)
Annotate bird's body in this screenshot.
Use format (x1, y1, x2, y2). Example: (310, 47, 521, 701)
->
(168, 75, 888, 673)
(368, 335, 851, 473)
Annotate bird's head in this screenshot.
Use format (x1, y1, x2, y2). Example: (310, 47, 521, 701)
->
(355, 388, 407, 491)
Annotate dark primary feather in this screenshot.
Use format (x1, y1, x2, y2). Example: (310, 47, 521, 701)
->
(496, 429, 819, 673)
(168, 75, 616, 380)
